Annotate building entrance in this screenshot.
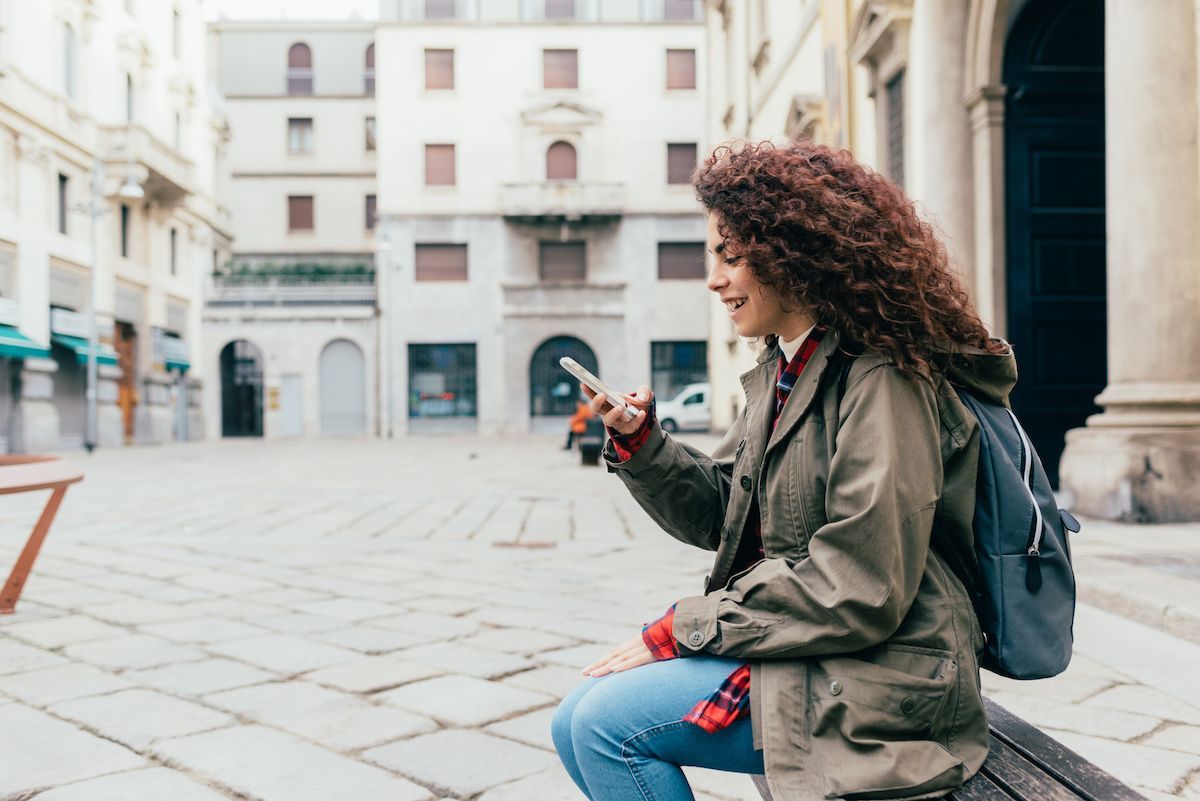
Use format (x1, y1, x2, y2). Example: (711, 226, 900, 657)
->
(220, 340, 264, 437)
(530, 336, 597, 419)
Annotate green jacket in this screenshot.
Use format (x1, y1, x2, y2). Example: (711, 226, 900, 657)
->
(606, 328, 1018, 800)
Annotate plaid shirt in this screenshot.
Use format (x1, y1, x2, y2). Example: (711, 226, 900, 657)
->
(617, 325, 827, 734)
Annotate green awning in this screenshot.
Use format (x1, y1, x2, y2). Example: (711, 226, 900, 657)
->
(0, 325, 51, 360)
(50, 333, 119, 366)
(164, 356, 190, 372)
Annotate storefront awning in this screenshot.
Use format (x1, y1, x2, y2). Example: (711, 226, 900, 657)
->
(164, 355, 190, 372)
(0, 325, 51, 360)
(50, 334, 119, 366)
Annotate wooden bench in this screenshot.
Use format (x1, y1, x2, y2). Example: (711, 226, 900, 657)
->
(753, 698, 1146, 801)
(0, 454, 84, 614)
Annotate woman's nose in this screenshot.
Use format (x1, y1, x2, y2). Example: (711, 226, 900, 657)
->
(706, 261, 728, 293)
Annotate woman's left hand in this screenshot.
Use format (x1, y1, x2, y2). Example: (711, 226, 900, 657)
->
(581, 634, 657, 677)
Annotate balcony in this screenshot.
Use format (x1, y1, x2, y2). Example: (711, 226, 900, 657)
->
(643, 0, 703, 21)
(522, 0, 597, 21)
(206, 275, 376, 308)
(101, 124, 195, 205)
(499, 181, 624, 223)
(394, 0, 473, 20)
(502, 281, 625, 319)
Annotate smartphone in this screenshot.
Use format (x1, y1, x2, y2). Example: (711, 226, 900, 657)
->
(559, 357, 638, 422)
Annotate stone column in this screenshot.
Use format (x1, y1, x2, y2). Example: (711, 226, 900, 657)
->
(97, 363, 123, 448)
(9, 358, 59, 453)
(187, 376, 205, 440)
(134, 373, 175, 445)
(1058, 0, 1200, 521)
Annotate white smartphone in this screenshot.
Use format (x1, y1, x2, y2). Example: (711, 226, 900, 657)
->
(559, 357, 638, 422)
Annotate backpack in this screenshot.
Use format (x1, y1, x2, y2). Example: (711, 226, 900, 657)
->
(836, 358, 1080, 680)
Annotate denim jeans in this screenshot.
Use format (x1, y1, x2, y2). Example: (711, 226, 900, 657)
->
(551, 655, 765, 801)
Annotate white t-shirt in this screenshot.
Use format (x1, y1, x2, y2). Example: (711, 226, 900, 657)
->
(779, 324, 817, 362)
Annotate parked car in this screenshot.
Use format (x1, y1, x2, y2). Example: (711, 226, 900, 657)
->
(656, 382, 711, 433)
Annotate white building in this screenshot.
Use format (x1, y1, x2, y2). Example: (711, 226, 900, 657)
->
(376, 0, 710, 435)
(0, 0, 225, 452)
(207, 22, 379, 439)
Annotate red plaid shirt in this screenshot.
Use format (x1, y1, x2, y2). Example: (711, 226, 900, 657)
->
(615, 326, 827, 734)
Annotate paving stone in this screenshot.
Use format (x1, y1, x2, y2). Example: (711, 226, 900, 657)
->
(503, 665, 588, 699)
(372, 611, 482, 639)
(985, 691, 1162, 741)
(237, 587, 332, 605)
(138, 616, 271, 644)
(1085, 684, 1200, 725)
(0, 638, 68, 675)
(1144, 724, 1200, 756)
(377, 675, 554, 727)
(255, 611, 346, 634)
(393, 642, 537, 679)
(458, 627, 579, 655)
(0, 663, 131, 706)
(311, 625, 423, 654)
(33, 586, 137, 609)
(683, 766, 770, 801)
(206, 633, 359, 673)
(363, 729, 557, 797)
(204, 680, 437, 751)
(980, 669, 1120, 704)
(182, 598, 287, 621)
(151, 724, 431, 801)
(289, 597, 397, 621)
(125, 658, 278, 696)
(1044, 729, 1200, 793)
(475, 769, 589, 801)
(3, 614, 127, 649)
(64, 633, 206, 671)
(0, 702, 145, 792)
(25, 766, 235, 800)
(402, 596, 481, 616)
(303, 655, 443, 693)
(50, 688, 234, 749)
(484, 706, 557, 751)
(87, 599, 198, 625)
(174, 571, 278, 594)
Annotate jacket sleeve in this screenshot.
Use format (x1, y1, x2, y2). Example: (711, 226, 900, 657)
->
(672, 363, 943, 658)
(603, 411, 745, 552)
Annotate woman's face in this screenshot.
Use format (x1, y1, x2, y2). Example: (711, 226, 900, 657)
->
(706, 214, 804, 340)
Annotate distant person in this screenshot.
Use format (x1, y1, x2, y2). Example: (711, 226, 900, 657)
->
(564, 399, 589, 450)
(551, 140, 1014, 800)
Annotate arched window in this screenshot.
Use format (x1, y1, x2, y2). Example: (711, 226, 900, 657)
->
(287, 42, 313, 95)
(546, 141, 577, 181)
(364, 43, 375, 95)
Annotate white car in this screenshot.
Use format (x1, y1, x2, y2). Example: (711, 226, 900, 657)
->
(657, 383, 711, 433)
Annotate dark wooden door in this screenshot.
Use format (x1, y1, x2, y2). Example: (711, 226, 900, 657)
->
(114, 323, 138, 443)
(1004, 0, 1106, 486)
(220, 340, 263, 437)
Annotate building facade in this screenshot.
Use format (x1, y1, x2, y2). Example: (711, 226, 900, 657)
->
(0, 0, 223, 452)
(705, 0, 1200, 522)
(375, 0, 710, 435)
(207, 22, 379, 440)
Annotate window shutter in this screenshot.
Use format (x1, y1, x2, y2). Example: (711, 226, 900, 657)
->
(288, 196, 314, 231)
(657, 243, 706, 279)
(415, 244, 468, 281)
(546, 141, 577, 180)
(667, 143, 698, 184)
(886, 70, 905, 188)
(425, 144, 456, 186)
(666, 49, 696, 89)
(425, 49, 454, 90)
(366, 195, 377, 230)
(539, 242, 586, 280)
(543, 50, 578, 89)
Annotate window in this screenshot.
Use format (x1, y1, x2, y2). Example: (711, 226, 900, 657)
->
(365, 116, 376, 152)
(664, 0, 699, 20)
(544, 0, 577, 19)
(539, 242, 585, 281)
(119, 204, 130, 258)
(287, 42, 313, 95)
(365, 194, 377, 230)
(666, 49, 696, 89)
(125, 74, 134, 122)
(174, 112, 182, 149)
(543, 49, 578, 89)
(63, 23, 76, 100)
(667, 142, 697, 184)
(424, 144, 455, 186)
(651, 341, 707, 400)
(169, 227, 178, 275)
(172, 10, 181, 59)
(886, 70, 905, 187)
(425, 49, 454, 90)
(288, 118, 313, 154)
(546, 141, 577, 180)
(424, 0, 457, 19)
(408, 343, 477, 419)
(364, 43, 375, 95)
(415, 244, 468, 281)
(657, 242, 705, 279)
(57, 174, 68, 235)
(288, 195, 314, 231)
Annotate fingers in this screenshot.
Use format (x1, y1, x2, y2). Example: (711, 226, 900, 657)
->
(633, 385, 654, 404)
(582, 635, 644, 676)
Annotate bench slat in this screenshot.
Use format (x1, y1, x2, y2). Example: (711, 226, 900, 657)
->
(947, 771, 1019, 801)
(981, 734, 1083, 801)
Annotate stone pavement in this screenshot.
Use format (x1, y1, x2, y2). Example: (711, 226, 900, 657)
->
(0, 435, 1197, 801)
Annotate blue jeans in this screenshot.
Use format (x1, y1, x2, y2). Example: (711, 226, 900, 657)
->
(551, 655, 764, 801)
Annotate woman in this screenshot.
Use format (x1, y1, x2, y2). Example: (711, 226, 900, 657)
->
(550, 140, 1015, 801)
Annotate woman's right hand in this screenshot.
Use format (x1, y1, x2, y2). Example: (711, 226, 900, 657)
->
(582, 384, 653, 436)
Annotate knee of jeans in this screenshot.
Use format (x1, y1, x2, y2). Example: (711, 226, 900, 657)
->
(568, 682, 623, 754)
(551, 695, 578, 755)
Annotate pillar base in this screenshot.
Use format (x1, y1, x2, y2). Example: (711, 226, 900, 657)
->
(1059, 425, 1200, 523)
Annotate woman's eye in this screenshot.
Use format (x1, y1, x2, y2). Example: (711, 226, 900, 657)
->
(724, 256, 742, 265)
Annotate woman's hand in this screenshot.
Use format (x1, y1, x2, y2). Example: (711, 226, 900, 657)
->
(581, 634, 657, 677)
(581, 384, 653, 436)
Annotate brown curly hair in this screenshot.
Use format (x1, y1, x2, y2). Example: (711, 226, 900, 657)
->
(694, 140, 1003, 375)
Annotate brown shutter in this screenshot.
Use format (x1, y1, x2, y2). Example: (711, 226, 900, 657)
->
(543, 50, 578, 89)
(664, 0, 697, 20)
(546, 141, 577, 180)
(366, 194, 377, 230)
(288, 195, 313, 231)
(425, 49, 454, 90)
(425, 0, 457, 18)
(539, 242, 585, 280)
(425, 144, 456, 185)
(667, 143, 697, 184)
(415, 244, 468, 281)
(657, 243, 706, 279)
(364, 43, 375, 95)
(544, 0, 576, 19)
(666, 49, 696, 89)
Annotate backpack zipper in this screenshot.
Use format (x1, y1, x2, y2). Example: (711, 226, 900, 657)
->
(1005, 407, 1045, 591)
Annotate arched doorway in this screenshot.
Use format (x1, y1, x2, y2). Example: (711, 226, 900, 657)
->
(220, 340, 263, 437)
(1003, 0, 1105, 485)
(530, 336, 597, 420)
(319, 339, 366, 436)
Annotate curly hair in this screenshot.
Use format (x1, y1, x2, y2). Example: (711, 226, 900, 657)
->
(694, 140, 1004, 375)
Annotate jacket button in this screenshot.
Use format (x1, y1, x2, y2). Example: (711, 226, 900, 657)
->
(900, 697, 917, 715)
(688, 631, 704, 647)
(829, 680, 842, 696)
(740, 475, 752, 491)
